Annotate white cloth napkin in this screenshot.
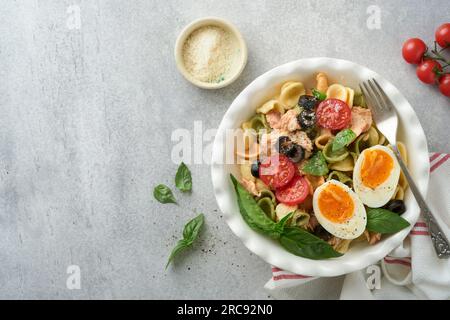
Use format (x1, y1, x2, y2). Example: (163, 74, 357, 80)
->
(265, 153, 450, 300)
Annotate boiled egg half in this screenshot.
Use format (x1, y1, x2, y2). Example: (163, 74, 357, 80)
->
(353, 145, 401, 208)
(313, 180, 367, 239)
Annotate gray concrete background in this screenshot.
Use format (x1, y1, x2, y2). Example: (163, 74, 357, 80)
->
(0, 0, 449, 299)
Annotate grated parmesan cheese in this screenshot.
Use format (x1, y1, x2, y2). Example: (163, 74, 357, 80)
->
(182, 26, 239, 83)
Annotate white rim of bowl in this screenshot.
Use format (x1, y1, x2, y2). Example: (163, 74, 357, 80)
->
(174, 17, 248, 89)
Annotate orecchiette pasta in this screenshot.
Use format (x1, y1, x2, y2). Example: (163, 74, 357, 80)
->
(255, 179, 267, 193)
(290, 210, 310, 228)
(316, 72, 329, 93)
(346, 87, 355, 108)
(256, 189, 276, 203)
(279, 81, 305, 109)
(327, 171, 353, 189)
(335, 239, 352, 254)
(328, 155, 354, 172)
(351, 127, 382, 156)
(235, 143, 259, 161)
(391, 185, 405, 201)
(366, 127, 379, 146)
(275, 203, 297, 222)
(326, 84, 348, 102)
(257, 197, 276, 220)
(239, 163, 255, 182)
(235, 129, 259, 161)
(328, 237, 353, 254)
(315, 134, 333, 150)
(242, 129, 257, 150)
(323, 141, 349, 163)
(256, 99, 285, 115)
(397, 142, 409, 191)
(353, 91, 367, 108)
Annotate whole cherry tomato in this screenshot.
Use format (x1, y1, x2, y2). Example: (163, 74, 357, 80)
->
(402, 38, 427, 64)
(439, 74, 450, 97)
(435, 23, 450, 48)
(416, 60, 442, 84)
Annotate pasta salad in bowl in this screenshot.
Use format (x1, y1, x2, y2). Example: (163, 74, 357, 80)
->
(211, 58, 429, 276)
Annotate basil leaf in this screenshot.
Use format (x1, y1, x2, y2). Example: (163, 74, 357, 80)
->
(166, 213, 204, 269)
(230, 174, 281, 239)
(277, 211, 295, 231)
(312, 89, 327, 101)
(302, 151, 329, 176)
(332, 129, 356, 152)
(153, 184, 176, 204)
(274, 212, 294, 234)
(182, 213, 204, 243)
(279, 227, 343, 260)
(175, 162, 192, 192)
(366, 208, 410, 234)
(166, 239, 188, 269)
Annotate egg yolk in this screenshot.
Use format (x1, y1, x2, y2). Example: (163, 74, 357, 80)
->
(361, 149, 394, 189)
(318, 184, 354, 223)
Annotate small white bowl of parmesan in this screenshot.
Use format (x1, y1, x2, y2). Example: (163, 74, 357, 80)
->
(175, 17, 248, 89)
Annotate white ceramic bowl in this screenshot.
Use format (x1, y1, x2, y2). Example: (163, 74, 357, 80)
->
(174, 17, 248, 89)
(211, 57, 429, 277)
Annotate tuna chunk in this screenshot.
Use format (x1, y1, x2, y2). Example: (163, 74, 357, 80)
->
(265, 111, 282, 129)
(279, 109, 300, 132)
(289, 131, 313, 152)
(350, 107, 372, 137)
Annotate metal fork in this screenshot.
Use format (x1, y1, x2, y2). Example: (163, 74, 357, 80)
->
(360, 79, 450, 259)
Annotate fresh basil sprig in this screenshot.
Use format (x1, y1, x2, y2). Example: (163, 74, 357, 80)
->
(332, 129, 356, 152)
(175, 162, 192, 192)
(366, 208, 410, 234)
(153, 184, 176, 204)
(231, 175, 341, 259)
(302, 151, 329, 176)
(280, 227, 343, 260)
(166, 213, 204, 268)
(312, 89, 327, 101)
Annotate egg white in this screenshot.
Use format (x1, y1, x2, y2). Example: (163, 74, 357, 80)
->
(313, 180, 367, 240)
(353, 145, 401, 208)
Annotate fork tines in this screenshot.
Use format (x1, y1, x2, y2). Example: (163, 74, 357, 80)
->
(359, 78, 394, 113)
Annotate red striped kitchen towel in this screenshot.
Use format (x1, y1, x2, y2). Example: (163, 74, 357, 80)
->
(265, 153, 450, 300)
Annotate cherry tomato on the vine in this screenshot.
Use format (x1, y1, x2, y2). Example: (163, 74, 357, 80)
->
(439, 74, 450, 97)
(402, 38, 427, 64)
(416, 60, 442, 84)
(435, 23, 450, 48)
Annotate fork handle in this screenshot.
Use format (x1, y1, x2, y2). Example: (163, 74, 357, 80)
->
(392, 145, 450, 258)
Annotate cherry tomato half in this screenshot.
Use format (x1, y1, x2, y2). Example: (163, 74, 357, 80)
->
(439, 74, 450, 97)
(275, 175, 309, 206)
(316, 99, 352, 130)
(435, 23, 450, 48)
(402, 38, 427, 64)
(259, 154, 295, 189)
(416, 60, 442, 84)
